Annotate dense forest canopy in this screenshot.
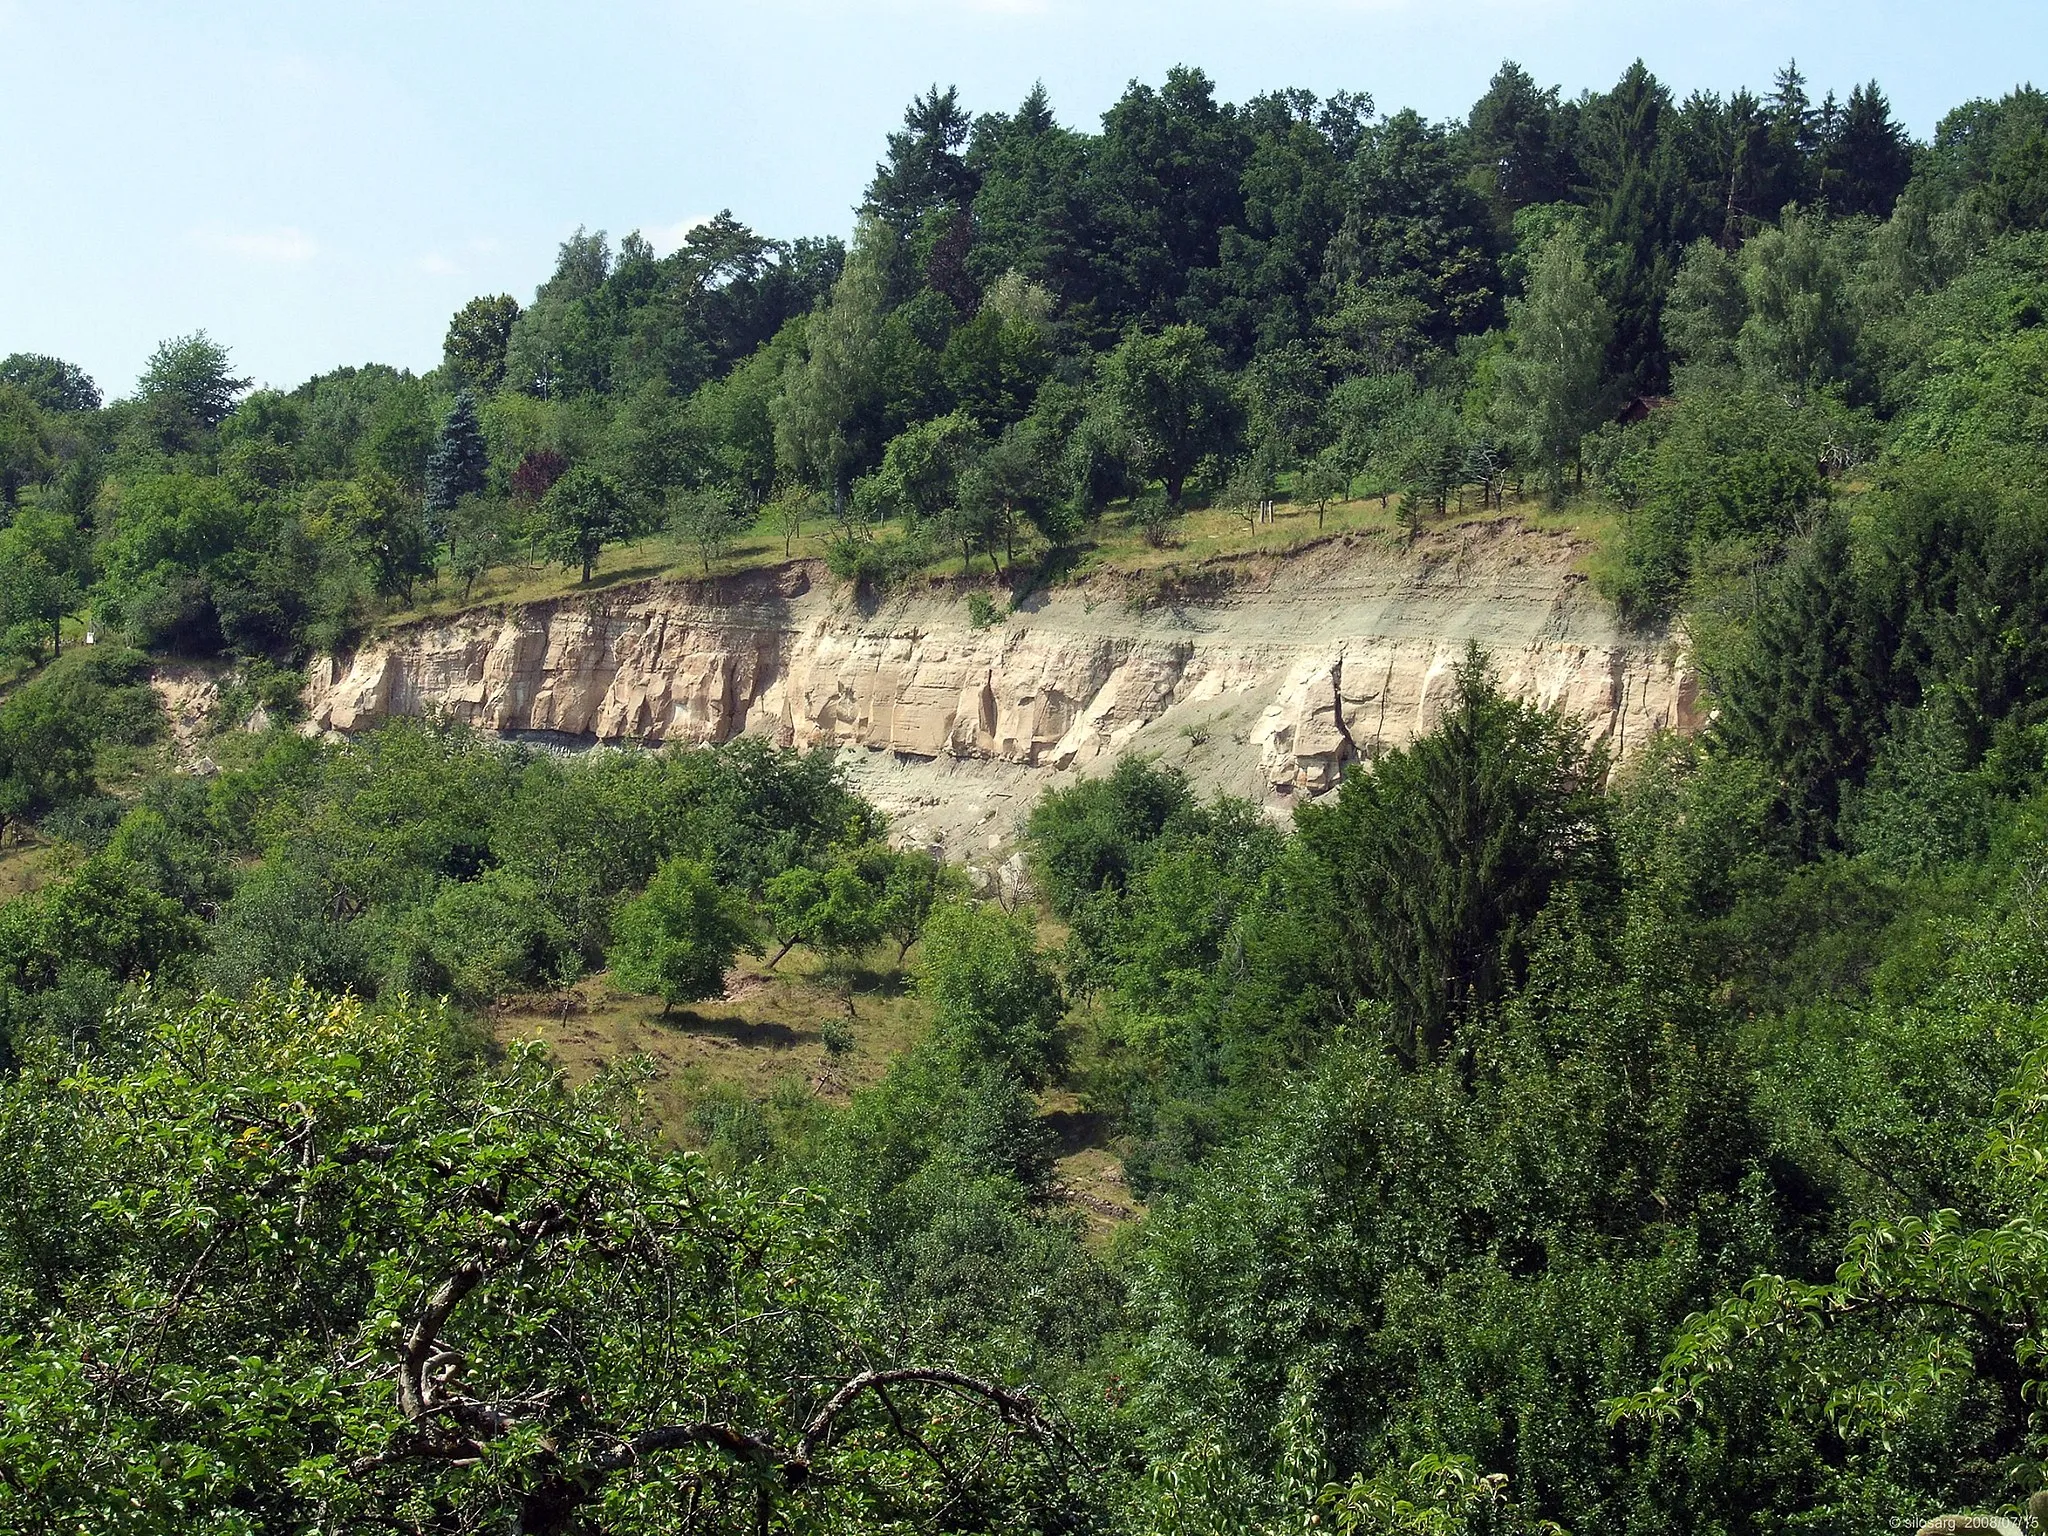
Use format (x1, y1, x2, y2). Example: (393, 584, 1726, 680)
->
(1, 57, 2042, 659)
(7, 51, 2048, 1536)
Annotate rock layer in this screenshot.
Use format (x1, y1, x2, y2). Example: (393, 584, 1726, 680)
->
(306, 519, 1696, 848)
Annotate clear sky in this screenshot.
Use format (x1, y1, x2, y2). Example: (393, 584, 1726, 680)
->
(4, 0, 2042, 399)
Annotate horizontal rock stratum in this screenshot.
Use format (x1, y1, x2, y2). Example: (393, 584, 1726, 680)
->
(306, 518, 1697, 854)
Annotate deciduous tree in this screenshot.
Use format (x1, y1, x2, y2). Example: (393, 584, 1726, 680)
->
(607, 856, 759, 1013)
(136, 331, 250, 433)
(442, 292, 522, 392)
(538, 463, 630, 584)
(1489, 228, 1613, 498)
(1096, 324, 1242, 510)
(668, 482, 746, 573)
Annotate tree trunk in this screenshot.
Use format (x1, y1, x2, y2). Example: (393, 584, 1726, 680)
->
(767, 935, 799, 971)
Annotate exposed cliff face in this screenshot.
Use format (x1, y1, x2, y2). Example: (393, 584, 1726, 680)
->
(307, 519, 1696, 855)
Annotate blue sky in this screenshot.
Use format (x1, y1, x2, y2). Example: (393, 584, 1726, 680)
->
(3, 0, 2042, 398)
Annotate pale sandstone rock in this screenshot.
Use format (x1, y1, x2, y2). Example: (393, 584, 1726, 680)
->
(305, 522, 1695, 829)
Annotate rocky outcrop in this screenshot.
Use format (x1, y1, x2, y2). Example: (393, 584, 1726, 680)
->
(306, 519, 1696, 850)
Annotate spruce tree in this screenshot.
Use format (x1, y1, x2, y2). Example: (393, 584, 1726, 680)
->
(1713, 510, 1892, 854)
(1765, 61, 1820, 205)
(1301, 646, 1616, 1066)
(424, 391, 488, 551)
(1820, 82, 1914, 217)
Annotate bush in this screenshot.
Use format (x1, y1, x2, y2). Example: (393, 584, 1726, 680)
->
(213, 656, 307, 729)
(389, 868, 573, 1005)
(824, 532, 929, 593)
(606, 857, 760, 1014)
(0, 648, 162, 839)
(918, 902, 1067, 1089)
(1023, 755, 1199, 918)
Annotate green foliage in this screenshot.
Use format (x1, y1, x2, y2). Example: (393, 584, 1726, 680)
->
(1329, 109, 1501, 346)
(1711, 511, 1889, 852)
(1601, 384, 1836, 622)
(1131, 933, 1788, 1533)
(537, 461, 631, 583)
(1025, 755, 1201, 919)
(392, 867, 573, 1005)
(1626, 1027, 2048, 1507)
(0, 508, 87, 662)
(423, 389, 489, 540)
(0, 988, 1078, 1533)
(447, 491, 512, 598)
(1299, 450, 1350, 525)
(1297, 648, 1615, 1063)
(919, 902, 1066, 1089)
(20, 56, 2048, 1536)
(0, 352, 100, 413)
(762, 858, 885, 969)
(1892, 314, 2048, 479)
(134, 330, 249, 448)
(7, 57, 2007, 673)
(607, 856, 760, 1012)
(1488, 227, 1613, 497)
(0, 648, 160, 840)
(442, 292, 522, 392)
(875, 847, 966, 961)
(666, 481, 745, 573)
(1096, 325, 1243, 510)
(0, 385, 54, 506)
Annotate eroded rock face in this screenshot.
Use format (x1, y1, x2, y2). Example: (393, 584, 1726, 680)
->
(306, 520, 1696, 835)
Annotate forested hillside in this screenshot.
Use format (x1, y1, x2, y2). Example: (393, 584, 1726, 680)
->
(6, 52, 2048, 1535)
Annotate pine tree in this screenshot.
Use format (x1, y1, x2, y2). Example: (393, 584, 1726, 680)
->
(1820, 82, 1915, 217)
(1766, 60, 1820, 204)
(1713, 510, 1892, 853)
(862, 86, 979, 237)
(424, 391, 489, 551)
(1579, 62, 1680, 391)
(1466, 61, 1575, 229)
(1303, 646, 1615, 1065)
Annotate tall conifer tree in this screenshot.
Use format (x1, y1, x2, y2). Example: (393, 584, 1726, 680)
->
(424, 391, 489, 550)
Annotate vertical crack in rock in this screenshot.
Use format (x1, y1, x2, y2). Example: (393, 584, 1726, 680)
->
(1370, 656, 1394, 761)
(1327, 659, 1359, 774)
